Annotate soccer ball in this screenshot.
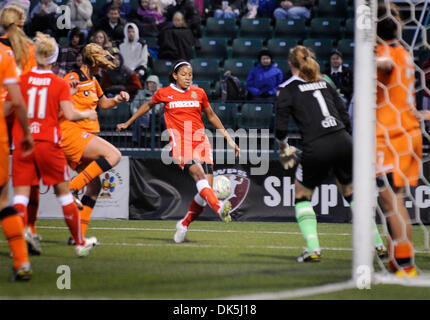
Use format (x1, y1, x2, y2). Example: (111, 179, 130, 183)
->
(213, 175, 232, 200)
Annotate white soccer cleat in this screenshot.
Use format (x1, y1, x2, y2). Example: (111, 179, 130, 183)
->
(75, 236, 98, 257)
(25, 230, 42, 255)
(218, 200, 232, 223)
(174, 220, 188, 243)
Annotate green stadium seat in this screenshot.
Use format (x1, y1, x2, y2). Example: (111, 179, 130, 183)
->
(238, 103, 274, 129)
(203, 102, 239, 130)
(142, 37, 158, 49)
(309, 18, 342, 39)
(239, 18, 273, 40)
(190, 58, 221, 81)
(344, 18, 354, 39)
(98, 102, 131, 131)
(195, 37, 228, 59)
(274, 19, 307, 39)
(231, 38, 264, 59)
(314, 0, 348, 17)
(267, 38, 299, 59)
(336, 39, 354, 60)
(302, 38, 335, 61)
(204, 17, 238, 39)
(273, 59, 290, 77)
(223, 58, 255, 81)
(58, 37, 69, 47)
(151, 59, 174, 84)
(193, 80, 213, 97)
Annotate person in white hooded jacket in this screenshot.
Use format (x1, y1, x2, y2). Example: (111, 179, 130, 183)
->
(119, 22, 148, 81)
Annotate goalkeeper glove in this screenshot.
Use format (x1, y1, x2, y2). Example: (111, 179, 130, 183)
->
(279, 143, 300, 170)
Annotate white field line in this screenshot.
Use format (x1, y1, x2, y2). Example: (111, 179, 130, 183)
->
(217, 280, 357, 300)
(36, 225, 352, 237)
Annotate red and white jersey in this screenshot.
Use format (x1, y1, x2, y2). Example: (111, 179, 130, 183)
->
(152, 84, 210, 147)
(13, 68, 72, 143)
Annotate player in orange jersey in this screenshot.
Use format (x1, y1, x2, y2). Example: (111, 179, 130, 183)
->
(0, 4, 41, 248)
(0, 45, 34, 281)
(61, 43, 129, 244)
(117, 60, 240, 243)
(9, 33, 99, 257)
(375, 3, 426, 277)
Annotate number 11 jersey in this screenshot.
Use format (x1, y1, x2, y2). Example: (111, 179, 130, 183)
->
(13, 68, 72, 144)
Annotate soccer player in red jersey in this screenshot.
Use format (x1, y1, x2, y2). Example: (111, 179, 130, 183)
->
(9, 32, 99, 257)
(117, 60, 240, 243)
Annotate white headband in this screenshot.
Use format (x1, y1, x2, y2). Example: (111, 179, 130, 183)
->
(36, 44, 59, 65)
(173, 61, 190, 71)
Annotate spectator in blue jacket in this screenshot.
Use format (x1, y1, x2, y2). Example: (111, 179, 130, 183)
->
(246, 49, 283, 101)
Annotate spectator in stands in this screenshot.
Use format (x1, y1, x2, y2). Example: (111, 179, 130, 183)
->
(101, 48, 143, 100)
(212, 0, 241, 19)
(134, 0, 166, 38)
(273, 0, 314, 20)
(68, 0, 93, 36)
(99, 0, 133, 20)
(29, 0, 59, 36)
(164, 0, 201, 39)
(159, 0, 176, 14)
(157, 11, 195, 61)
(119, 23, 149, 83)
(130, 75, 164, 143)
(57, 27, 85, 73)
(92, 5, 126, 46)
(249, 0, 277, 18)
(246, 49, 283, 101)
(90, 30, 113, 50)
(324, 49, 353, 104)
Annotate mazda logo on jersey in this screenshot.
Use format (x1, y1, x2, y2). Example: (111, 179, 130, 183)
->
(214, 169, 250, 214)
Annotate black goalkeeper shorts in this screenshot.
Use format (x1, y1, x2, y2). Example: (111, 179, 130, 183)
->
(295, 130, 353, 190)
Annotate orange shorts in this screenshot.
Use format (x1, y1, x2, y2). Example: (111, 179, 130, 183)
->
(376, 129, 422, 187)
(0, 138, 9, 187)
(171, 136, 214, 170)
(60, 125, 95, 170)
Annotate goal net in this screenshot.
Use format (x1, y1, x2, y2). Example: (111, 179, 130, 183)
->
(354, 0, 430, 286)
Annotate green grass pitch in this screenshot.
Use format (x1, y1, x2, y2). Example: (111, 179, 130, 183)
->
(1, 219, 430, 300)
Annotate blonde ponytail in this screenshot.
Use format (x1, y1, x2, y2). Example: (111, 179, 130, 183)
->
(0, 5, 31, 69)
(82, 43, 116, 70)
(33, 32, 58, 66)
(289, 45, 321, 82)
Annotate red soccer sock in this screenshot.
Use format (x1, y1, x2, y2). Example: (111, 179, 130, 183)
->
(27, 186, 40, 234)
(1, 207, 29, 269)
(196, 179, 221, 215)
(13, 203, 27, 227)
(58, 194, 84, 246)
(79, 195, 96, 237)
(182, 195, 206, 227)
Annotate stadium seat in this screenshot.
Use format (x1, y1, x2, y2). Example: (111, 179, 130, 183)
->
(267, 38, 299, 60)
(273, 59, 290, 77)
(190, 58, 221, 81)
(231, 38, 264, 59)
(223, 58, 255, 81)
(58, 37, 69, 47)
(239, 18, 273, 40)
(336, 39, 354, 60)
(151, 59, 174, 84)
(314, 0, 348, 17)
(193, 80, 213, 97)
(203, 102, 239, 130)
(142, 37, 158, 49)
(204, 17, 238, 39)
(344, 18, 354, 39)
(238, 103, 273, 129)
(302, 38, 335, 61)
(195, 37, 228, 59)
(89, 0, 108, 17)
(98, 102, 131, 131)
(274, 19, 307, 39)
(309, 18, 342, 39)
